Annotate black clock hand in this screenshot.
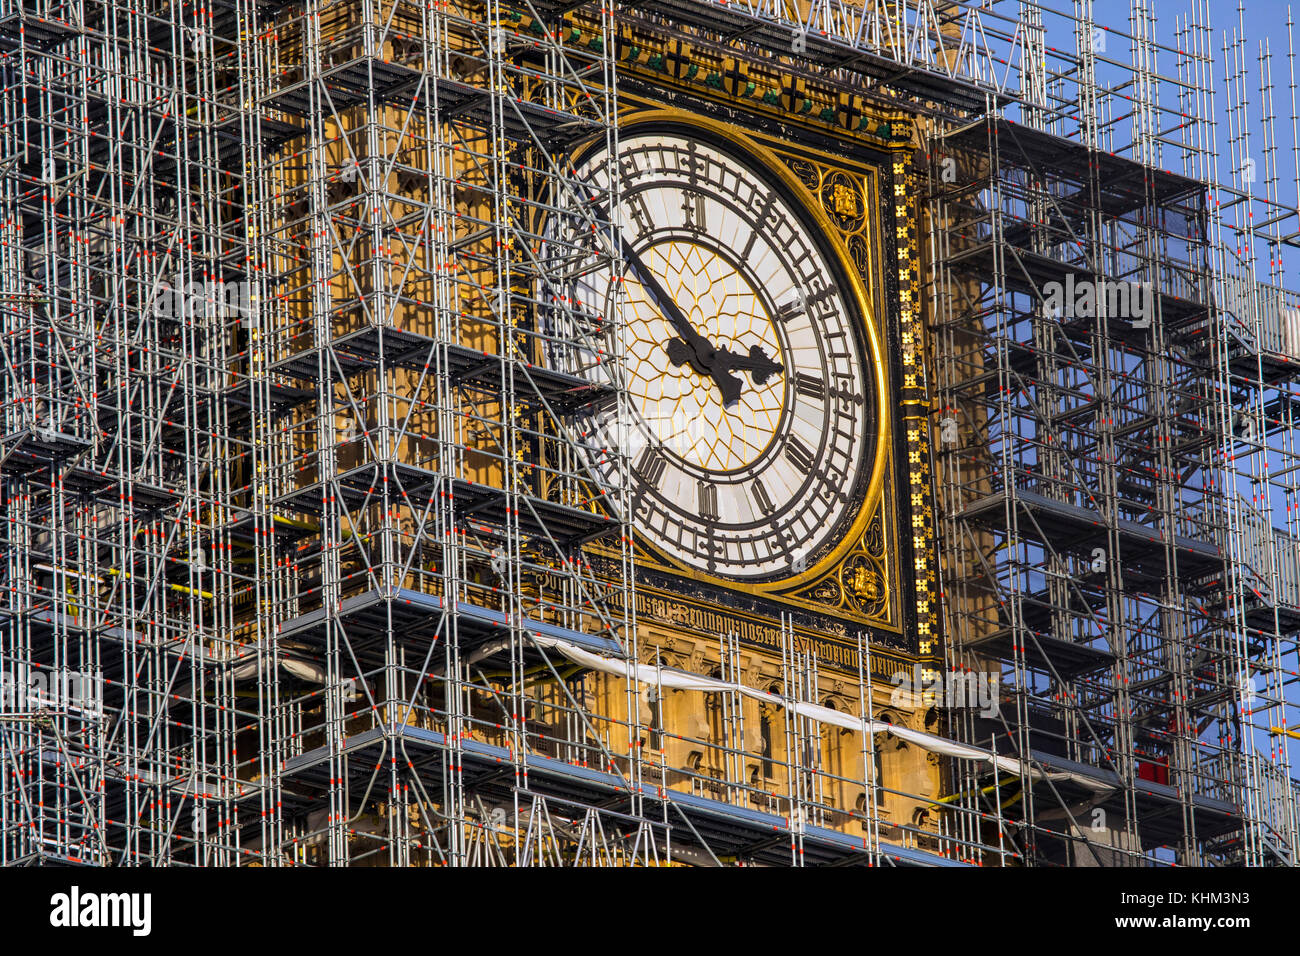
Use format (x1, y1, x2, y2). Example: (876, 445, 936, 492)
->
(616, 234, 748, 404)
(710, 343, 784, 386)
(666, 337, 744, 405)
(585, 188, 782, 405)
(672, 342, 783, 407)
(581, 190, 717, 371)
(620, 243, 716, 372)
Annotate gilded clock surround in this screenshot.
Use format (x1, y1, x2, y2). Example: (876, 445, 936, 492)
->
(573, 106, 919, 652)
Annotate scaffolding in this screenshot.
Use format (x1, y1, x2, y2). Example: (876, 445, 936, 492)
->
(0, 0, 1297, 866)
(928, 0, 1300, 865)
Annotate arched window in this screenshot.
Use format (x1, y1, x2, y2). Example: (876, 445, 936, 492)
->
(759, 705, 775, 778)
(648, 688, 664, 751)
(871, 709, 903, 810)
(647, 655, 668, 751)
(705, 667, 726, 767)
(821, 698, 845, 782)
(761, 683, 785, 779)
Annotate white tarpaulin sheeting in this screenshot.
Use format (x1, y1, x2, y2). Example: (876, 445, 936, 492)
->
(230, 648, 327, 684)
(530, 633, 1114, 794)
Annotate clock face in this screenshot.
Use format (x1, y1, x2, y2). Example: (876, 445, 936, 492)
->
(549, 122, 877, 582)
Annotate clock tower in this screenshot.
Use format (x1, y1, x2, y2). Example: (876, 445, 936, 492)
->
(537, 38, 944, 837)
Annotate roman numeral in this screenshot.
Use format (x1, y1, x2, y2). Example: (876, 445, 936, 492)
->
(636, 444, 668, 488)
(775, 296, 805, 324)
(586, 388, 619, 417)
(794, 372, 825, 401)
(682, 191, 706, 231)
(698, 481, 719, 521)
(815, 479, 849, 508)
(625, 191, 652, 234)
(784, 435, 815, 473)
(752, 478, 775, 517)
(741, 192, 776, 260)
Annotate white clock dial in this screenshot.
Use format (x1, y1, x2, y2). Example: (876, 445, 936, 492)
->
(547, 123, 876, 581)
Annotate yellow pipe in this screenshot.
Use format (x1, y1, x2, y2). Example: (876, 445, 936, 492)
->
(274, 514, 372, 541)
(274, 514, 319, 532)
(107, 567, 214, 600)
(1270, 725, 1300, 740)
(929, 776, 1019, 807)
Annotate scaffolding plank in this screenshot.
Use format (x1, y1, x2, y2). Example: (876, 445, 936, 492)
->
(279, 724, 968, 867)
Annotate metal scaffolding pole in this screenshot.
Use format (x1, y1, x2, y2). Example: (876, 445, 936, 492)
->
(1, 0, 1295, 867)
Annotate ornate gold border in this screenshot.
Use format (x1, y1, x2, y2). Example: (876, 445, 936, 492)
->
(602, 110, 890, 589)
(578, 109, 895, 617)
(889, 148, 939, 658)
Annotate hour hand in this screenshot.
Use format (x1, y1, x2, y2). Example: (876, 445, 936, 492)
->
(715, 343, 784, 385)
(667, 337, 744, 405)
(664, 336, 700, 371)
(621, 243, 747, 402)
(605, 210, 770, 406)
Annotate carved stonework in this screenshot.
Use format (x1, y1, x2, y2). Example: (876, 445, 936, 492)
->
(889, 152, 939, 659)
(821, 169, 867, 233)
(787, 157, 820, 193)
